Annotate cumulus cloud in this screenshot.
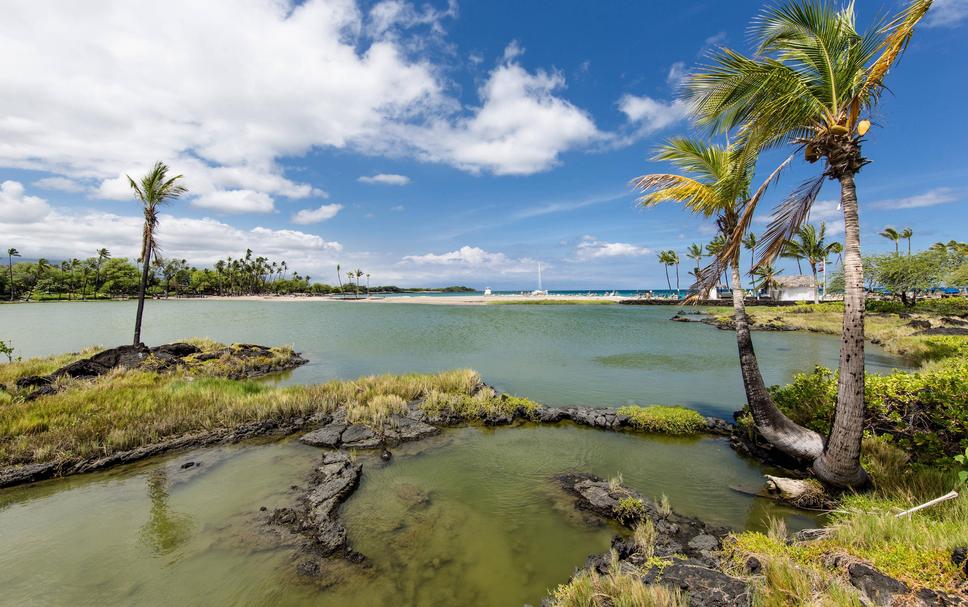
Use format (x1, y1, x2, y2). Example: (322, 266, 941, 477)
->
(292, 203, 344, 224)
(0, 181, 341, 268)
(33, 176, 85, 193)
(869, 188, 959, 210)
(401, 245, 537, 274)
(358, 173, 411, 185)
(575, 236, 651, 260)
(0, 0, 607, 215)
(390, 51, 602, 175)
(194, 190, 275, 213)
(0, 180, 52, 223)
(618, 95, 691, 137)
(924, 0, 968, 27)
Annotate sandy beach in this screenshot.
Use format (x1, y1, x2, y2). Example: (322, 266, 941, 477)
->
(197, 293, 629, 305)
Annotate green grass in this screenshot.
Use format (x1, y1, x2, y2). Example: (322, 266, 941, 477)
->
(548, 555, 686, 607)
(725, 438, 968, 596)
(0, 347, 103, 386)
(0, 367, 484, 467)
(618, 405, 708, 434)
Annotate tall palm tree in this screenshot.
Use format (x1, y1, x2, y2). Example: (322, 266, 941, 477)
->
(633, 138, 824, 462)
(686, 0, 933, 487)
(686, 243, 703, 275)
(705, 236, 729, 288)
(35, 258, 49, 299)
(336, 264, 343, 295)
(742, 232, 758, 291)
(781, 241, 805, 274)
(657, 250, 675, 292)
(901, 227, 913, 256)
(783, 223, 842, 303)
(355, 269, 364, 298)
(365, 273, 371, 295)
(753, 263, 783, 295)
(94, 248, 110, 298)
(7, 248, 20, 301)
(127, 162, 187, 346)
(880, 227, 901, 254)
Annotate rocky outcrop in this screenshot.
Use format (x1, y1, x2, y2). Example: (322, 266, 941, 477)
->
(554, 473, 752, 607)
(825, 555, 968, 606)
(11, 342, 308, 400)
(300, 410, 439, 450)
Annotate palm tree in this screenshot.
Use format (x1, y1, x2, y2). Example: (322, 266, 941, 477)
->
(686, 0, 932, 487)
(781, 241, 804, 274)
(742, 232, 757, 291)
(784, 223, 842, 304)
(686, 243, 703, 275)
(753, 263, 782, 296)
(901, 227, 913, 256)
(633, 138, 824, 462)
(336, 264, 343, 295)
(35, 258, 49, 299)
(880, 227, 901, 254)
(657, 250, 675, 292)
(355, 269, 364, 298)
(127, 162, 187, 346)
(365, 273, 371, 295)
(7, 248, 20, 301)
(94, 248, 110, 298)
(705, 236, 729, 288)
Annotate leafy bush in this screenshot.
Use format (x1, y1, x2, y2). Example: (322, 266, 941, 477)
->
(768, 359, 968, 463)
(866, 298, 968, 316)
(617, 405, 707, 434)
(614, 496, 647, 522)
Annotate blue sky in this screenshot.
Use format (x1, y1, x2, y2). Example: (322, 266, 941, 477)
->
(0, 0, 965, 289)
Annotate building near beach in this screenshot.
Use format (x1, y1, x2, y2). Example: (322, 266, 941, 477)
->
(770, 276, 818, 302)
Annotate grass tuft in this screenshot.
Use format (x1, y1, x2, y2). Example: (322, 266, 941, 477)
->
(618, 405, 708, 434)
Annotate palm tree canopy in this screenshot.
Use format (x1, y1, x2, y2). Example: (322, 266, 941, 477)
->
(880, 227, 900, 241)
(686, 243, 704, 262)
(7, 248, 20, 257)
(127, 161, 188, 262)
(786, 222, 841, 267)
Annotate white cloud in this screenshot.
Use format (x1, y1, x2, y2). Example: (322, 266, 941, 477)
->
(869, 188, 959, 210)
(33, 176, 85, 193)
(292, 203, 344, 224)
(666, 61, 687, 88)
(924, 0, 968, 27)
(390, 204, 405, 211)
(194, 190, 275, 213)
(575, 236, 652, 260)
(0, 0, 606, 212)
(391, 52, 601, 175)
(618, 95, 691, 135)
(0, 180, 52, 223)
(0, 186, 342, 268)
(401, 245, 536, 274)
(358, 173, 411, 185)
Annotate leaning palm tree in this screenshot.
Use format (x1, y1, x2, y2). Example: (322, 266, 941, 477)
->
(336, 264, 343, 295)
(94, 248, 111, 298)
(686, 0, 933, 487)
(900, 227, 913, 256)
(880, 227, 901, 254)
(127, 162, 187, 346)
(7, 248, 20, 301)
(633, 138, 824, 462)
(705, 236, 729, 288)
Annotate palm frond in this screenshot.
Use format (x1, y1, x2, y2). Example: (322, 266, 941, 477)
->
(631, 174, 722, 217)
(756, 173, 826, 268)
(857, 0, 932, 107)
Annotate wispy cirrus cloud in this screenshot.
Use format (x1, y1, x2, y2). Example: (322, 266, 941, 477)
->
(575, 236, 651, 260)
(869, 187, 959, 210)
(358, 173, 411, 185)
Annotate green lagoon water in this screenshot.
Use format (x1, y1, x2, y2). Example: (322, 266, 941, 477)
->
(0, 300, 910, 606)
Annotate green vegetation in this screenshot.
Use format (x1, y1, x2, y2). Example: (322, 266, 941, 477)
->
(548, 556, 686, 607)
(618, 405, 707, 434)
(420, 388, 541, 421)
(0, 364, 483, 467)
(726, 439, 968, 595)
(614, 496, 647, 522)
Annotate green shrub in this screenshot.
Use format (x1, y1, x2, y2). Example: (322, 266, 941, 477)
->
(618, 405, 708, 434)
(866, 298, 968, 316)
(768, 359, 968, 463)
(614, 496, 647, 522)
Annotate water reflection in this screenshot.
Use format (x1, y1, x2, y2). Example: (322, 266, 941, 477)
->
(139, 469, 193, 555)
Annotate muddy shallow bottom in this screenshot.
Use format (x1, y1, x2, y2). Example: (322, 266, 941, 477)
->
(0, 424, 816, 607)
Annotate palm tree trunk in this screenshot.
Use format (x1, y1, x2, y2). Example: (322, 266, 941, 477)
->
(675, 264, 680, 295)
(133, 242, 152, 346)
(811, 263, 819, 304)
(730, 260, 824, 462)
(813, 174, 869, 488)
(664, 266, 671, 291)
(7, 258, 13, 301)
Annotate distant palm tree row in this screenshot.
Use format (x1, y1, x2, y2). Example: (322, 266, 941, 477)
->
(632, 0, 932, 488)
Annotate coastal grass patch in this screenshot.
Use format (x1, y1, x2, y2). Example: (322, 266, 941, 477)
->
(725, 439, 968, 596)
(0, 366, 485, 467)
(419, 386, 541, 421)
(548, 556, 686, 607)
(617, 405, 707, 435)
(0, 346, 103, 386)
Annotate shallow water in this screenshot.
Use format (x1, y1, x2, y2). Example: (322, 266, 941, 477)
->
(0, 300, 906, 605)
(0, 300, 908, 418)
(0, 425, 816, 607)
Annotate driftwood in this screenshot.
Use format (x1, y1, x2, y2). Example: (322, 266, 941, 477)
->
(895, 491, 959, 517)
(763, 475, 834, 510)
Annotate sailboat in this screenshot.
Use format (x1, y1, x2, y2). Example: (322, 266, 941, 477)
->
(530, 263, 548, 296)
